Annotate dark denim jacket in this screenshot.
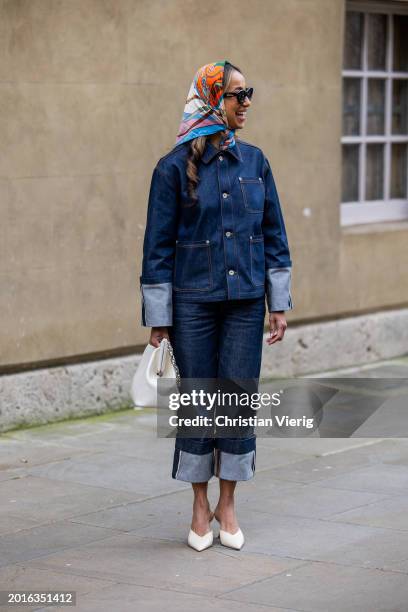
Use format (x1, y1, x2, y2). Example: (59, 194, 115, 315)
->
(140, 138, 293, 327)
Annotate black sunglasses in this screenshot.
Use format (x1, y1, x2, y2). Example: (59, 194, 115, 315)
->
(224, 87, 254, 105)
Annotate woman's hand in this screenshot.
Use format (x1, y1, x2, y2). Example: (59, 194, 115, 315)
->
(149, 326, 170, 348)
(266, 312, 288, 345)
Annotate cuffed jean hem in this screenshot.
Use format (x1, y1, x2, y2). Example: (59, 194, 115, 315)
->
(172, 448, 215, 483)
(215, 449, 256, 481)
(172, 441, 256, 483)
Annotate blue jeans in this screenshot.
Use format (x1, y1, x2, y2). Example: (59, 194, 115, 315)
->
(168, 296, 266, 483)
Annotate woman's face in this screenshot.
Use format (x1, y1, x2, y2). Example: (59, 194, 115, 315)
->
(223, 69, 251, 130)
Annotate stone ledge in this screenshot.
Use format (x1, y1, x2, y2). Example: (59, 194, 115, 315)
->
(1, 307, 407, 433)
(261, 307, 408, 378)
(0, 355, 141, 434)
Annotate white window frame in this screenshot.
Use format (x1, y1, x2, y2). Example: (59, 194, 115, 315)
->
(341, 0, 408, 226)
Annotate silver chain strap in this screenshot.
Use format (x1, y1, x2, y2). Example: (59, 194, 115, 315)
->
(166, 340, 181, 388)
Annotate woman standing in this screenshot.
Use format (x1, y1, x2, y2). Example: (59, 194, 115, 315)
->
(140, 61, 293, 551)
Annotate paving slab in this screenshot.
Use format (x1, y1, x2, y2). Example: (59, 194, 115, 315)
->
(0, 564, 115, 612)
(218, 560, 408, 612)
(0, 468, 26, 483)
(32, 582, 303, 612)
(239, 480, 388, 520)
(310, 462, 408, 496)
(0, 475, 140, 535)
(0, 436, 94, 471)
(0, 521, 122, 567)
(239, 509, 408, 572)
(0, 514, 41, 539)
(326, 494, 408, 530)
(247, 445, 385, 484)
(24, 451, 188, 497)
(26, 533, 305, 598)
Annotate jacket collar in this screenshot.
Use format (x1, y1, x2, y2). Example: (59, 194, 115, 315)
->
(201, 139, 243, 164)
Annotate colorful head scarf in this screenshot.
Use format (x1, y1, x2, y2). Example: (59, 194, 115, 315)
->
(175, 60, 236, 150)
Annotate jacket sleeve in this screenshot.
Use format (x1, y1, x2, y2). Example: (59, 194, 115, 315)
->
(139, 162, 179, 327)
(262, 156, 294, 313)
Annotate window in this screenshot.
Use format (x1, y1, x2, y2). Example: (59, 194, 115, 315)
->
(341, 1, 408, 226)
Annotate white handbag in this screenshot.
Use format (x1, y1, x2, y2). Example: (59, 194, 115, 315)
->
(131, 338, 181, 409)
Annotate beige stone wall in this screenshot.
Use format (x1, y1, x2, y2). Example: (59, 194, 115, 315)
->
(1, 0, 407, 369)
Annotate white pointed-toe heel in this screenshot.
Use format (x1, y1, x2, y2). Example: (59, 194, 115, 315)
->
(219, 527, 245, 550)
(187, 528, 214, 552)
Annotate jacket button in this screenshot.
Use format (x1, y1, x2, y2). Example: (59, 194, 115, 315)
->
(218, 155, 224, 161)
(228, 269, 235, 276)
(222, 192, 228, 198)
(225, 231, 232, 237)
(238, 177, 242, 181)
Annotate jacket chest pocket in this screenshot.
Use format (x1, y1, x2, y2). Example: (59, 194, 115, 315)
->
(239, 177, 265, 213)
(174, 240, 213, 291)
(250, 234, 265, 286)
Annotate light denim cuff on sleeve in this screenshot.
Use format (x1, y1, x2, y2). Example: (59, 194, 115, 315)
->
(140, 282, 173, 327)
(265, 267, 293, 312)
